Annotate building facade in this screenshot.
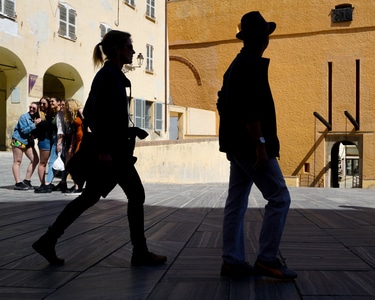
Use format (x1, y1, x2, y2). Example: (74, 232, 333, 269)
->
(168, 0, 375, 188)
(0, 0, 169, 149)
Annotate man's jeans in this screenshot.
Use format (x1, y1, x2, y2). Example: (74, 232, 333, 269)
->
(222, 155, 291, 264)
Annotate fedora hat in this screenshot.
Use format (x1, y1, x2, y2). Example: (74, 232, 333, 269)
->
(236, 11, 276, 40)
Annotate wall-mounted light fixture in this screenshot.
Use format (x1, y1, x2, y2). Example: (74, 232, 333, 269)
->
(123, 53, 144, 73)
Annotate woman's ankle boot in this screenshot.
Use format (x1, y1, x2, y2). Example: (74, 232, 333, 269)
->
(32, 226, 65, 265)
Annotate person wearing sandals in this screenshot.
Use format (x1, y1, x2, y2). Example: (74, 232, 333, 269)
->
(217, 12, 297, 279)
(11, 102, 40, 190)
(32, 30, 167, 267)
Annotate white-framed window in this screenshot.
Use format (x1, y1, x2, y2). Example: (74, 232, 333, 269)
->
(100, 23, 111, 39)
(146, 44, 154, 72)
(146, 0, 155, 19)
(0, 0, 16, 18)
(134, 99, 162, 130)
(124, 0, 135, 6)
(155, 102, 163, 131)
(58, 3, 77, 40)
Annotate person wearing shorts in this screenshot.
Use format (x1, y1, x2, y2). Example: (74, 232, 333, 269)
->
(11, 102, 41, 190)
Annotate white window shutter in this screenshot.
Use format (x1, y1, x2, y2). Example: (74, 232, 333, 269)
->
(155, 102, 163, 131)
(68, 9, 76, 40)
(134, 98, 145, 128)
(58, 5, 67, 36)
(4, 0, 16, 18)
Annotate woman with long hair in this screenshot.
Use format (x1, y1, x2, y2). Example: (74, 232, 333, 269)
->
(35, 97, 63, 193)
(33, 30, 167, 267)
(63, 98, 85, 194)
(33, 96, 53, 190)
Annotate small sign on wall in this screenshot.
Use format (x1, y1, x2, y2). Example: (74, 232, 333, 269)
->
(29, 74, 43, 98)
(11, 87, 20, 103)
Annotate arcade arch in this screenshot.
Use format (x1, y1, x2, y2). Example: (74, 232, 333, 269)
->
(44, 63, 84, 100)
(0, 47, 84, 150)
(0, 47, 27, 150)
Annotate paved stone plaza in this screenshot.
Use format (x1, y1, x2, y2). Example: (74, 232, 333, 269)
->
(0, 151, 374, 299)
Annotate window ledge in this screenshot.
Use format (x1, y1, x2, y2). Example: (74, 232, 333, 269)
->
(145, 15, 156, 23)
(124, 2, 136, 10)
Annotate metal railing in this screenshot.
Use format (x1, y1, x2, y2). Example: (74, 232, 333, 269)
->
(299, 174, 324, 187)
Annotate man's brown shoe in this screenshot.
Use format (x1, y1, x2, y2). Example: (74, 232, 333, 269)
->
(220, 261, 254, 277)
(254, 258, 297, 279)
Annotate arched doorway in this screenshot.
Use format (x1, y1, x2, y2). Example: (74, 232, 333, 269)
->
(0, 47, 27, 150)
(44, 63, 84, 100)
(330, 140, 360, 188)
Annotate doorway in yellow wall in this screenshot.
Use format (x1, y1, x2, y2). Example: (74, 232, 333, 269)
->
(331, 140, 360, 188)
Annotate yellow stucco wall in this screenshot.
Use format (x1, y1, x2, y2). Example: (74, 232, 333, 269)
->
(168, 0, 375, 188)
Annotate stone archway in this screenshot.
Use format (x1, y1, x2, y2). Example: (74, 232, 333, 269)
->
(44, 63, 84, 100)
(0, 47, 27, 150)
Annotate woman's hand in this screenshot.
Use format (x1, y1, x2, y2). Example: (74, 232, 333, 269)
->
(56, 143, 63, 153)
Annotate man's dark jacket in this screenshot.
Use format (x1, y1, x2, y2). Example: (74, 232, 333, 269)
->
(217, 47, 280, 160)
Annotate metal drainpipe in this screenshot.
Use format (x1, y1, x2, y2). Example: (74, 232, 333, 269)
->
(115, 0, 120, 26)
(164, 0, 168, 133)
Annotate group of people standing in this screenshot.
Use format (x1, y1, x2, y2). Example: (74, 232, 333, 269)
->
(11, 96, 85, 195)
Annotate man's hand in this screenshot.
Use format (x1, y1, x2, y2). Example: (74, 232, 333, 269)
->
(254, 143, 269, 170)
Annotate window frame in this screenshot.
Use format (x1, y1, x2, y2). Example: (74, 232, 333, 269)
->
(0, 0, 16, 19)
(124, 0, 135, 6)
(146, 44, 154, 73)
(144, 101, 152, 130)
(99, 23, 111, 39)
(134, 99, 162, 131)
(146, 0, 155, 19)
(58, 3, 77, 41)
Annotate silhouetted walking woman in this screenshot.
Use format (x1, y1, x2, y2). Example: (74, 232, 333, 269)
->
(32, 30, 167, 267)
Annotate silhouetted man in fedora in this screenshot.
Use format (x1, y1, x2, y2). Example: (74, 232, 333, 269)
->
(217, 11, 297, 279)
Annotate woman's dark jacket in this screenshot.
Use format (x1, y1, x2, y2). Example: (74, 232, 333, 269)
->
(68, 61, 132, 196)
(83, 60, 132, 160)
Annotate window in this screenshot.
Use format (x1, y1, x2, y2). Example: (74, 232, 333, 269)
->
(100, 23, 111, 39)
(0, 0, 16, 18)
(331, 4, 353, 23)
(155, 102, 163, 131)
(58, 3, 77, 40)
(146, 0, 155, 19)
(124, 0, 135, 6)
(134, 99, 162, 130)
(144, 101, 152, 129)
(146, 44, 154, 72)
(134, 98, 145, 128)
